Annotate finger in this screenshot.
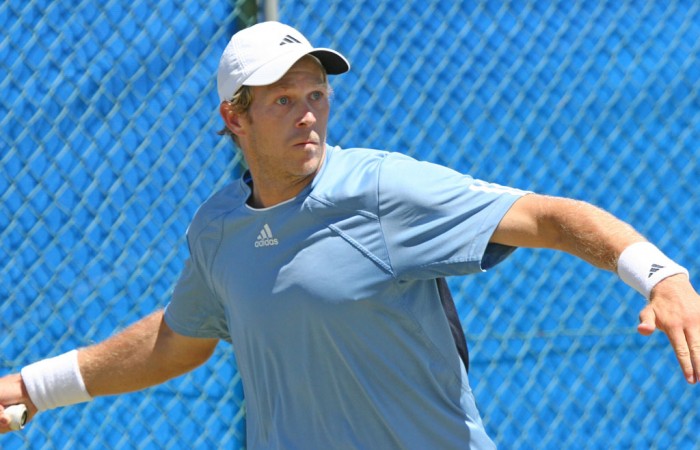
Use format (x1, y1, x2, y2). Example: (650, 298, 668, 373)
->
(686, 329, 700, 384)
(0, 407, 9, 433)
(637, 305, 656, 336)
(667, 329, 696, 384)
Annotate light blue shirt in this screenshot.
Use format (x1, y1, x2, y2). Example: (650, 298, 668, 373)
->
(165, 146, 527, 449)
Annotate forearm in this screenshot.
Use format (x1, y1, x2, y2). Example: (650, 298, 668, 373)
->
(539, 197, 645, 270)
(493, 195, 645, 271)
(79, 310, 196, 397)
(2, 310, 217, 430)
(20, 310, 216, 408)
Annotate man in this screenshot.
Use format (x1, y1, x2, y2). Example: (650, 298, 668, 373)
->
(1, 21, 699, 449)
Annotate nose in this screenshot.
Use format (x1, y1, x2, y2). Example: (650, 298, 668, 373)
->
(296, 104, 317, 128)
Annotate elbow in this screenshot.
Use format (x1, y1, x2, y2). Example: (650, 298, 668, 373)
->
(156, 319, 218, 377)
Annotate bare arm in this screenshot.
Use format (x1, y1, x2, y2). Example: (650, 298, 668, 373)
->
(0, 310, 218, 430)
(491, 193, 700, 384)
(490, 194, 644, 269)
(79, 310, 218, 397)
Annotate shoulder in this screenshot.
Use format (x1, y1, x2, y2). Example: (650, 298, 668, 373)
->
(187, 179, 248, 245)
(310, 146, 467, 209)
(312, 146, 429, 192)
(323, 146, 392, 173)
(308, 146, 390, 206)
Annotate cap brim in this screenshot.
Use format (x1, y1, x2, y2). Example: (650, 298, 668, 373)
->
(244, 47, 350, 87)
(310, 48, 350, 75)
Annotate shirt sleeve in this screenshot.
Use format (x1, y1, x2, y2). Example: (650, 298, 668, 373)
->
(164, 255, 231, 342)
(377, 152, 528, 280)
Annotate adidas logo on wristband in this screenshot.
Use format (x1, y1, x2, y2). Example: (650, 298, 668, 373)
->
(618, 242, 688, 299)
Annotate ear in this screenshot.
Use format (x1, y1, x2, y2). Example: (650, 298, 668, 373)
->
(219, 101, 247, 137)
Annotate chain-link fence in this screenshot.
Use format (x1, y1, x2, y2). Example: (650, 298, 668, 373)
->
(2, 1, 699, 448)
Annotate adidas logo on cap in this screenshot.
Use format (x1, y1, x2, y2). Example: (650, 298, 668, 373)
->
(279, 34, 302, 45)
(255, 224, 279, 247)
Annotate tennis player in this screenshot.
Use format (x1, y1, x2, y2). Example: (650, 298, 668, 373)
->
(2, 21, 699, 449)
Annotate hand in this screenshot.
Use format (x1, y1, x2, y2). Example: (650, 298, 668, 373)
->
(638, 274, 700, 384)
(0, 373, 37, 433)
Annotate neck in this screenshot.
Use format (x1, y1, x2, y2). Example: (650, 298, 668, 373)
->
(241, 143, 328, 208)
(246, 173, 316, 208)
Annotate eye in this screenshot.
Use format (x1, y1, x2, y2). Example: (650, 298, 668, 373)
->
(310, 91, 323, 101)
(276, 96, 290, 105)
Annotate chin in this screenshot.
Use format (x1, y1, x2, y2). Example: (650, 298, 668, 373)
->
(296, 154, 324, 177)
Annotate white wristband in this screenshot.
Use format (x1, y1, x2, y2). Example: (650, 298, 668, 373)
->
(20, 350, 92, 412)
(617, 242, 689, 300)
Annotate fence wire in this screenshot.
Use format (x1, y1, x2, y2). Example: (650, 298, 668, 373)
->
(2, 1, 699, 449)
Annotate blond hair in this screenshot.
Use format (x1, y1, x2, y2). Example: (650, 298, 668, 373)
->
(218, 85, 254, 142)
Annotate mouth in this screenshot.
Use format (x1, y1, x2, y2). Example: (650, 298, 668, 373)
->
(294, 140, 320, 147)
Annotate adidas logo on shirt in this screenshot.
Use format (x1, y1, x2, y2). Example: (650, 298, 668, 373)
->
(255, 224, 279, 247)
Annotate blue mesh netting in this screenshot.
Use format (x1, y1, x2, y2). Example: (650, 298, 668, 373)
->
(2, 1, 699, 448)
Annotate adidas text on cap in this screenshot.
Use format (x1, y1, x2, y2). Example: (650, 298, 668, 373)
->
(217, 21, 350, 103)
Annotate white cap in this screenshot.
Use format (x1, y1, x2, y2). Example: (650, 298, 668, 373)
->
(217, 21, 350, 103)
